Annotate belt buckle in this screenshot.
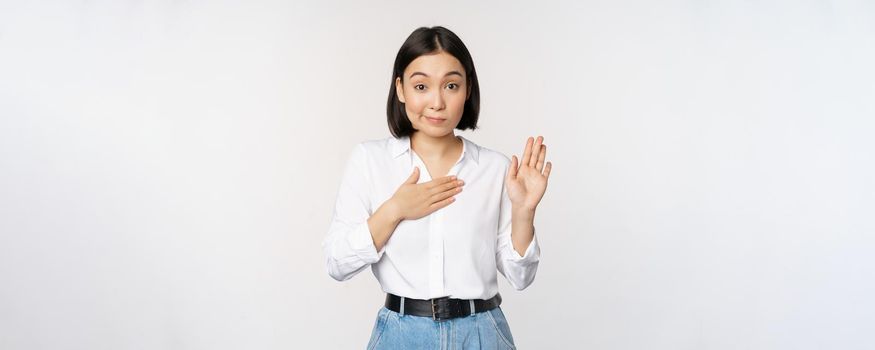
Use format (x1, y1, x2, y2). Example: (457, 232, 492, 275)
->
(431, 297, 451, 321)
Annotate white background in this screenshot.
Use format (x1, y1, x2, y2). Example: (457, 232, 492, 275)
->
(1, 1, 873, 349)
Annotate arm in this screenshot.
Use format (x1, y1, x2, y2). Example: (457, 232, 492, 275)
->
(496, 135, 553, 290)
(496, 179, 541, 290)
(368, 201, 403, 252)
(322, 143, 390, 281)
(511, 207, 537, 257)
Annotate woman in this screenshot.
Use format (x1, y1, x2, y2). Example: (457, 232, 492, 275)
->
(322, 26, 552, 349)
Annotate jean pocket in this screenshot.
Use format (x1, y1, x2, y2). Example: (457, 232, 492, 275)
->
(485, 307, 516, 349)
(367, 307, 390, 350)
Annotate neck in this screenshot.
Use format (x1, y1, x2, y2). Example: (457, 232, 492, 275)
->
(410, 132, 462, 160)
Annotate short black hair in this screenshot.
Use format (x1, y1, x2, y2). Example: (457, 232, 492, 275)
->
(386, 26, 480, 138)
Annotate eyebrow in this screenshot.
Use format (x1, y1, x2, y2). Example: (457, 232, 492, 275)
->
(409, 71, 464, 79)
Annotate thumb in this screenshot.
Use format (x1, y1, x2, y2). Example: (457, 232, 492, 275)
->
(406, 166, 420, 184)
(507, 155, 518, 180)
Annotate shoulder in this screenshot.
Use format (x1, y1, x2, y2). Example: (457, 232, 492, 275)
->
(463, 137, 511, 170)
(479, 146, 511, 163)
(343, 136, 399, 162)
(357, 136, 394, 150)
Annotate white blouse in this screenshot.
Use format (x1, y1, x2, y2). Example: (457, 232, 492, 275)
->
(322, 135, 541, 300)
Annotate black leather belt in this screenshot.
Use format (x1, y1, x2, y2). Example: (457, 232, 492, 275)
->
(384, 293, 502, 321)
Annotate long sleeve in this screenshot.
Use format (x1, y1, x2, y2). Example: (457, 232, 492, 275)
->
(322, 143, 386, 281)
(495, 160, 541, 290)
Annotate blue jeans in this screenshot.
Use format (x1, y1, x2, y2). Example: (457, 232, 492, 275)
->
(366, 305, 517, 349)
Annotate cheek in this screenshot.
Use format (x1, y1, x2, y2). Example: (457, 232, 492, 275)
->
(449, 95, 467, 115)
(404, 95, 427, 115)
(451, 94, 466, 108)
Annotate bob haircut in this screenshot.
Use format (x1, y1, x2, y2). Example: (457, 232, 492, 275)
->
(386, 26, 480, 138)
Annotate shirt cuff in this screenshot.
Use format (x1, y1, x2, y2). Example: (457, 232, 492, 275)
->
(346, 221, 384, 264)
(507, 228, 540, 264)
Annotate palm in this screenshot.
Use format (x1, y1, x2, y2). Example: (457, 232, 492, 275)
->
(506, 136, 553, 211)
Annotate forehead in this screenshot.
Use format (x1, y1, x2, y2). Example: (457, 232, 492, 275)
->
(404, 51, 465, 78)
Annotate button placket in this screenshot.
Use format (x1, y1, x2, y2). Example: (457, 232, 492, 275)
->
(412, 151, 443, 297)
(414, 146, 466, 299)
(428, 207, 444, 297)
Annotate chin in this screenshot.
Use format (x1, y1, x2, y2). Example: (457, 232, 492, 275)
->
(414, 126, 455, 138)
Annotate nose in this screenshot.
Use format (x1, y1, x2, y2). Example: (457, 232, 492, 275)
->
(429, 90, 445, 111)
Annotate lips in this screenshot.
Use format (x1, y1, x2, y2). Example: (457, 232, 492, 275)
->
(424, 116, 446, 123)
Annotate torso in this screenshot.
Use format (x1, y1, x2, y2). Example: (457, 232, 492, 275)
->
(359, 135, 511, 300)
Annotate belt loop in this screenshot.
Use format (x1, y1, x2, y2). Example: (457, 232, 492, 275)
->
(399, 297, 405, 316)
(469, 300, 475, 316)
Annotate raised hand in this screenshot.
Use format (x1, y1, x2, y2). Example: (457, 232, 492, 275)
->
(388, 167, 465, 221)
(507, 136, 553, 211)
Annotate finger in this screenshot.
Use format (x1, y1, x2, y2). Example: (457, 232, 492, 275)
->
(428, 196, 456, 212)
(535, 144, 546, 172)
(543, 161, 552, 179)
(431, 178, 464, 195)
(406, 166, 420, 184)
(430, 187, 460, 205)
(425, 175, 457, 190)
(508, 155, 519, 180)
(529, 136, 543, 167)
(521, 136, 534, 169)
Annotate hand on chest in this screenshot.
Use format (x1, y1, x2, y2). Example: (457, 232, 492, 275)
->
(371, 158, 504, 250)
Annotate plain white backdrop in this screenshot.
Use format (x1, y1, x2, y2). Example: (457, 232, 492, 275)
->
(1, 1, 873, 349)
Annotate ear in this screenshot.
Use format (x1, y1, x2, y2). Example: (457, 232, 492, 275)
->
(466, 79, 472, 100)
(395, 77, 406, 104)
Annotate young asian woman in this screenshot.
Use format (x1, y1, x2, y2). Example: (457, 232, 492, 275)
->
(322, 25, 553, 350)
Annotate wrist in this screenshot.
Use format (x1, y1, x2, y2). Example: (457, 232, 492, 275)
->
(511, 205, 536, 221)
(383, 198, 404, 223)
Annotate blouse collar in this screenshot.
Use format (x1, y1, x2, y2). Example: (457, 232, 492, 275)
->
(390, 134, 480, 165)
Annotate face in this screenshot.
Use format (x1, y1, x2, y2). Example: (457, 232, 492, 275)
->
(395, 51, 471, 138)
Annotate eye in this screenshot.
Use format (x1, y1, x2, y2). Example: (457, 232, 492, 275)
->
(414, 84, 426, 91)
(447, 83, 458, 90)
